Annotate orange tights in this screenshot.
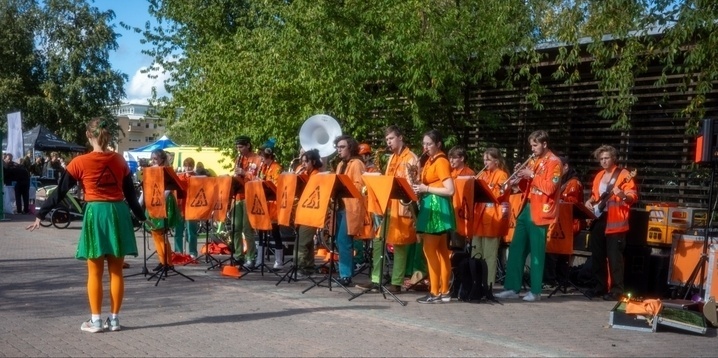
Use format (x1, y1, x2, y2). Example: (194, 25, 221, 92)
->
(422, 233, 452, 296)
(87, 256, 125, 315)
(151, 230, 171, 265)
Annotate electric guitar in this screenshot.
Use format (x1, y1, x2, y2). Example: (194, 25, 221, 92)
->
(589, 168, 637, 225)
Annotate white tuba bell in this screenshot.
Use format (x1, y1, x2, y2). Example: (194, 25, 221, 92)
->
(299, 114, 342, 158)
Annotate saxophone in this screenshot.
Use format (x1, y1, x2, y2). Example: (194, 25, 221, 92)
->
(400, 152, 425, 206)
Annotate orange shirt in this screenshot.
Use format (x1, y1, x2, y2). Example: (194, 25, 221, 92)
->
(259, 161, 282, 185)
(451, 166, 475, 178)
(421, 152, 451, 188)
(234, 152, 262, 200)
(65, 152, 129, 202)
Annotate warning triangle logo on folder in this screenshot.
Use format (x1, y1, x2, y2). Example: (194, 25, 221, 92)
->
(190, 188, 209, 207)
(301, 187, 321, 209)
(251, 194, 265, 215)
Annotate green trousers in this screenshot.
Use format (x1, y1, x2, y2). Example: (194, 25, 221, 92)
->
(296, 225, 316, 272)
(471, 236, 500, 286)
(231, 200, 257, 262)
(370, 240, 426, 286)
(503, 204, 547, 294)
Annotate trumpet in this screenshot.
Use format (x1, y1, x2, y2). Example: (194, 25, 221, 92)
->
(474, 164, 489, 179)
(499, 154, 535, 195)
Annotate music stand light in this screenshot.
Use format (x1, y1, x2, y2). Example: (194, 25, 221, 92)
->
(143, 166, 195, 286)
(296, 173, 363, 298)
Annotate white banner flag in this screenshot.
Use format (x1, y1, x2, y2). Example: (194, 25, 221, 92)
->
(6, 112, 23, 163)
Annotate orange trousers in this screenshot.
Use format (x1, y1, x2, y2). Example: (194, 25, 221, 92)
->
(87, 256, 125, 315)
(422, 233, 452, 296)
(151, 230, 172, 265)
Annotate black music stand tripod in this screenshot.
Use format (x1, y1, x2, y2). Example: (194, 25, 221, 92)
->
(301, 174, 360, 298)
(678, 161, 717, 300)
(350, 175, 417, 306)
(276, 173, 308, 286)
(143, 167, 195, 286)
(246, 180, 283, 277)
(124, 223, 151, 278)
(548, 203, 596, 300)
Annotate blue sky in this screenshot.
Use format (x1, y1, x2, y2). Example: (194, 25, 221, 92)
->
(92, 0, 168, 104)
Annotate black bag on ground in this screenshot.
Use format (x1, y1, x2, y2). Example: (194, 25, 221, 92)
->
(451, 253, 495, 302)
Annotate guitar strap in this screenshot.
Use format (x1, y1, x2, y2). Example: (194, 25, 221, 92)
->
(604, 168, 623, 197)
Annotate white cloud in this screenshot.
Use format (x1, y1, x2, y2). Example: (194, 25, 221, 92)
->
(125, 65, 171, 104)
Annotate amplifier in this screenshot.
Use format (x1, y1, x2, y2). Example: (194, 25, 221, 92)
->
(668, 234, 718, 288)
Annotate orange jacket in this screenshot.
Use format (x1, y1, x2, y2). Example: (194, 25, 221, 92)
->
(336, 158, 367, 236)
(561, 177, 584, 233)
(384, 147, 419, 245)
(590, 167, 638, 234)
(234, 153, 262, 200)
(516, 150, 562, 226)
(474, 168, 509, 237)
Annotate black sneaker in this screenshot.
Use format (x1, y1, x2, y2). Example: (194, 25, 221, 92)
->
(336, 277, 352, 286)
(417, 294, 443, 304)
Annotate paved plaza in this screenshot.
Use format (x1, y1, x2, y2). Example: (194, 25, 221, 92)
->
(0, 214, 716, 357)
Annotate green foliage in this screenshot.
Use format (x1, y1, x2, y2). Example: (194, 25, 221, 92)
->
(0, 0, 125, 147)
(138, 0, 530, 163)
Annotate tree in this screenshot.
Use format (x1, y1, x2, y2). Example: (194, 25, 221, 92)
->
(1, 0, 126, 146)
(140, 0, 533, 161)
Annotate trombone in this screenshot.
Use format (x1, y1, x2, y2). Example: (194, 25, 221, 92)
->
(499, 154, 534, 195)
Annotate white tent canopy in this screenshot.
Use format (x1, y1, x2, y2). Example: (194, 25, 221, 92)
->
(123, 135, 178, 172)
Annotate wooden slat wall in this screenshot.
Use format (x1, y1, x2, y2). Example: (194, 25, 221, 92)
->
(468, 61, 718, 209)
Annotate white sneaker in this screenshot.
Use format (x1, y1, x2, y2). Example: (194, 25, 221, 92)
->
(523, 292, 541, 302)
(273, 261, 284, 270)
(495, 290, 520, 299)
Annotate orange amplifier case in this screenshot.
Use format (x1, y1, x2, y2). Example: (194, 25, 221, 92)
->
(668, 234, 718, 288)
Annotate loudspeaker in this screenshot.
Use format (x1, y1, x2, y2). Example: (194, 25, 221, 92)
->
(627, 208, 649, 246)
(696, 118, 718, 164)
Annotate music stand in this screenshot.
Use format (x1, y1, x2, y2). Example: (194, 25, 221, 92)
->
(208, 174, 253, 278)
(245, 179, 281, 277)
(144, 166, 195, 286)
(548, 202, 596, 299)
(276, 172, 308, 285)
(297, 173, 362, 297)
(123, 223, 151, 278)
(350, 174, 418, 306)
(184, 176, 222, 268)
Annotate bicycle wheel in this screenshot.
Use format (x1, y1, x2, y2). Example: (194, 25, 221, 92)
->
(39, 211, 53, 227)
(51, 208, 71, 229)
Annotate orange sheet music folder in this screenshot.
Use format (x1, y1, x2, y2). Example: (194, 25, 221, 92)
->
(245, 180, 273, 230)
(184, 176, 217, 220)
(143, 166, 166, 219)
(453, 176, 475, 237)
(212, 176, 232, 222)
(546, 203, 573, 255)
(277, 173, 307, 227)
(294, 173, 335, 228)
(362, 174, 418, 215)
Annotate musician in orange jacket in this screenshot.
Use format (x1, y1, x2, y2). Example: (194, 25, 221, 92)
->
(356, 126, 421, 294)
(232, 136, 262, 268)
(448, 146, 475, 250)
(175, 157, 199, 258)
(544, 156, 583, 286)
(255, 141, 285, 270)
(333, 135, 366, 286)
(472, 148, 509, 287)
(496, 130, 562, 302)
(584, 145, 638, 301)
